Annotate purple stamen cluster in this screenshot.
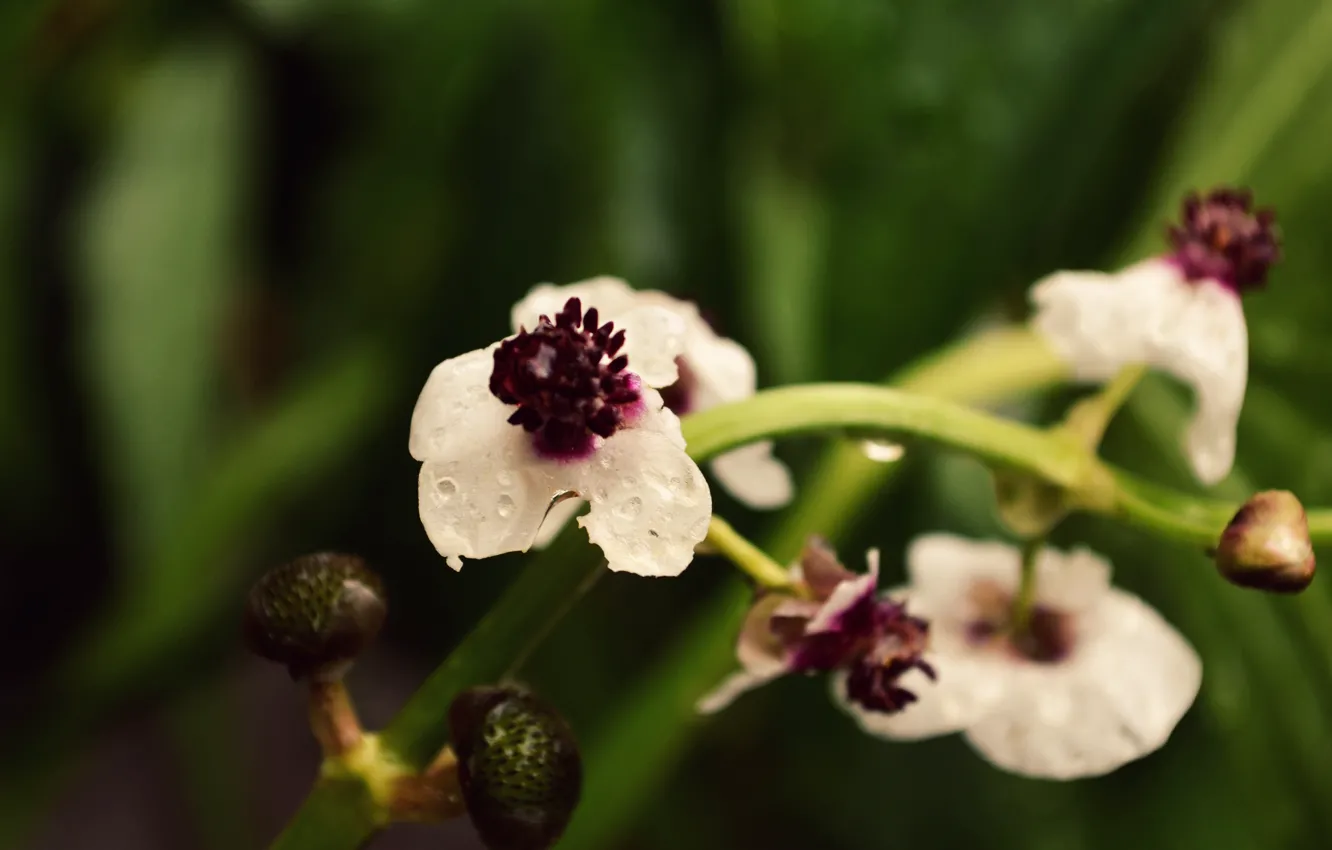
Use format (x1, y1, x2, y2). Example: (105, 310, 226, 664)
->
(786, 591, 935, 715)
(490, 297, 641, 457)
(1167, 187, 1280, 293)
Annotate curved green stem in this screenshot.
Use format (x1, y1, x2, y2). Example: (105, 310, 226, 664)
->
(682, 383, 1096, 489)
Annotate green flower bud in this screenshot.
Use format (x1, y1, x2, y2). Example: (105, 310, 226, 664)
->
(1214, 490, 1316, 594)
(450, 685, 582, 850)
(243, 552, 387, 680)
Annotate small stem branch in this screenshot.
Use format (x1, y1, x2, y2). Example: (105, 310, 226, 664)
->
(389, 748, 466, 822)
(1062, 363, 1147, 448)
(704, 516, 794, 591)
(307, 680, 362, 758)
(1009, 539, 1043, 632)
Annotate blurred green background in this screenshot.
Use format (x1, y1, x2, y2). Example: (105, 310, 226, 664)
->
(4, 0, 1332, 847)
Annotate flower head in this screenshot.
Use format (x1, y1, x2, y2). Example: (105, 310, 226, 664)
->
(697, 538, 934, 715)
(835, 534, 1202, 780)
(513, 277, 793, 511)
(1030, 188, 1280, 485)
(410, 296, 712, 577)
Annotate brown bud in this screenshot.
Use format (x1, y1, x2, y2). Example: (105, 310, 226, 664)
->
(1214, 490, 1315, 593)
(243, 552, 387, 680)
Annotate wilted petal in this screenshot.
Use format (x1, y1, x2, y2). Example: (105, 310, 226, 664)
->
(576, 400, 711, 577)
(806, 550, 880, 633)
(697, 669, 785, 715)
(1030, 260, 1247, 484)
(963, 587, 1201, 779)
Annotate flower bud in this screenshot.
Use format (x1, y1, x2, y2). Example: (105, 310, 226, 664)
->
(450, 685, 582, 850)
(1214, 490, 1315, 593)
(243, 552, 387, 680)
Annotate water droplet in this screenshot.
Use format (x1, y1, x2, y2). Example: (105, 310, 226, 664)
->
(435, 477, 458, 499)
(623, 475, 637, 486)
(688, 518, 708, 540)
(861, 440, 905, 463)
(593, 487, 610, 502)
(497, 494, 517, 518)
(496, 470, 514, 487)
(616, 496, 643, 519)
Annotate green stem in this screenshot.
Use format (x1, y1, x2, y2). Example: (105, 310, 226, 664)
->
(1009, 539, 1043, 633)
(271, 531, 600, 850)
(705, 516, 795, 590)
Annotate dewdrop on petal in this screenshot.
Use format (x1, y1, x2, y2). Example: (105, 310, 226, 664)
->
(243, 552, 387, 681)
(1214, 490, 1316, 593)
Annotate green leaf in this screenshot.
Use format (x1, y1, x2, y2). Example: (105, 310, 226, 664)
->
(78, 39, 250, 563)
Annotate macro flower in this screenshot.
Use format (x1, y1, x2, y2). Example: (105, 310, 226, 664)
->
(835, 533, 1202, 780)
(697, 538, 934, 715)
(1030, 188, 1280, 484)
(513, 277, 794, 512)
(409, 296, 712, 577)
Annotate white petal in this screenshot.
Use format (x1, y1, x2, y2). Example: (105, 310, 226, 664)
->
(697, 668, 784, 715)
(709, 442, 794, 509)
(963, 587, 1202, 780)
(408, 345, 500, 461)
(905, 534, 1110, 617)
(905, 534, 1024, 611)
(1030, 260, 1247, 485)
(510, 278, 689, 388)
(806, 550, 880, 633)
(510, 277, 642, 329)
(686, 334, 758, 408)
(529, 495, 585, 550)
(417, 417, 561, 568)
(576, 403, 712, 577)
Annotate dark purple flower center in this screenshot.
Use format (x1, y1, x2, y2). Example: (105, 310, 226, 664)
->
(967, 604, 1075, 664)
(1167, 187, 1280, 293)
(490, 297, 641, 458)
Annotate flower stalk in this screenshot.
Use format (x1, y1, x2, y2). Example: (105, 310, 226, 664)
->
(704, 516, 797, 592)
(307, 680, 364, 758)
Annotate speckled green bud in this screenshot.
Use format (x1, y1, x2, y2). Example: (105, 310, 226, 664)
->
(450, 685, 582, 850)
(243, 552, 387, 680)
(1215, 490, 1316, 594)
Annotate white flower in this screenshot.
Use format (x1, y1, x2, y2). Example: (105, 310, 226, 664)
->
(1031, 260, 1246, 485)
(409, 297, 712, 577)
(1029, 188, 1279, 485)
(833, 533, 1202, 780)
(514, 277, 793, 512)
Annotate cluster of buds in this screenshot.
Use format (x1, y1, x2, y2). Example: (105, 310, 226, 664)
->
(244, 553, 582, 849)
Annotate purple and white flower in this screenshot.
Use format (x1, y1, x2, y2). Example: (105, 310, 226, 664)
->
(514, 277, 793, 518)
(698, 538, 934, 716)
(409, 296, 711, 577)
(835, 534, 1202, 779)
(1030, 188, 1280, 484)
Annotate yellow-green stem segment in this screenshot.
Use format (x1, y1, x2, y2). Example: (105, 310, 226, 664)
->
(704, 516, 795, 591)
